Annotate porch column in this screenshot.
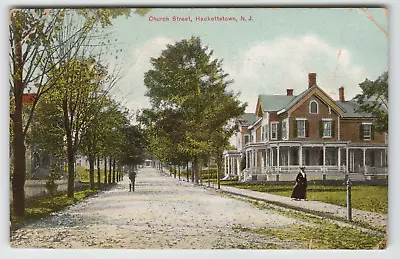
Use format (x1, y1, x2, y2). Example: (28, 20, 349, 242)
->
(271, 147, 274, 168)
(261, 150, 265, 168)
(380, 149, 383, 167)
(245, 151, 249, 169)
(251, 150, 254, 168)
(255, 149, 258, 169)
(323, 145, 326, 173)
(338, 147, 341, 172)
(288, 148, 291, 172)
(236, 157, 240, 176)
(363, 148, 366, 174)
(227, 155, 230, 176)
(346, 147, 349, 173)
(224, 155, 227, 175)
(299, 145, 303, 166)
(277, 145, 280, 172)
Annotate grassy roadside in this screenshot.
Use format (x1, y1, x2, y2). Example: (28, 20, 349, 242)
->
(220, 191, 387, 249)
(218, 182, 388, 214)
(10, 188, 100, 229)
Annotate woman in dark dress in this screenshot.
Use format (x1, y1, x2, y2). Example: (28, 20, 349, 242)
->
(291, 167, 307, 201)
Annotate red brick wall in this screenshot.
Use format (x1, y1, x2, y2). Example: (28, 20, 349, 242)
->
(340, 119, 385, 143)
(289, 95, 338, 141)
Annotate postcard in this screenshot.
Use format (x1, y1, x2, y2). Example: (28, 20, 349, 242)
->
(8, 7, 388, 250)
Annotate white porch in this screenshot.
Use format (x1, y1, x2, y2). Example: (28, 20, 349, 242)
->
(238, 141, 387, 182)
(222, 150, 242, 179)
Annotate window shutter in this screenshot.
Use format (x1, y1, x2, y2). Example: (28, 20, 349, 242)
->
(319, 120, 323, 138)
(331, 120, 335, 138)
(293, 120, 298, 138)
(359, 124, 364, 140)
(305, 120, 309, 138)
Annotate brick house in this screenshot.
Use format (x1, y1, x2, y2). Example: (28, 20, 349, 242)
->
(223, 73, 388, 181)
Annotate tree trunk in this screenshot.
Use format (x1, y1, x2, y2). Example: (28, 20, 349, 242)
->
(194, 158, 200, 184)
(186, 162, 189, 182)
(11, 18, 26, 218)
(192, 161, 196, 183)
(217, 160, 221, 190)
(112, 158, 116, 183)
(199, 163, 202, 185)
(116, 166, 119, 182)
(89, 155, 95, 190)
(178, 166, 181, 180)
(104, 157, 107, 184)
(66, 136, 75, 198)
(97, 156, 101, 189)
(108, 157, 112, 184)
(174, 165, 177, 178)
(208, 159, 210, 187)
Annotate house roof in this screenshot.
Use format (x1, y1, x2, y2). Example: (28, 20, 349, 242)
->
(257, 84, 375, 118)
(258, 95, 296, 112)
(238, 113, 258, 126)
(278, 86, 315, 113)
(336, 101, 376, 118)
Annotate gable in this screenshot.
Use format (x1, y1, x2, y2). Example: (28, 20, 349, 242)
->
(291, 95, 337, 117)
(284, 86, 345, 117)
(255, 98, 264, 117)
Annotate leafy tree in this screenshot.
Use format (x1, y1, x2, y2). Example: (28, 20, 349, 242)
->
(354, 71, 388, 133)
(44, 58, 107, 197)
(142, 36, 246, 184)
(9, 8, 145, 217)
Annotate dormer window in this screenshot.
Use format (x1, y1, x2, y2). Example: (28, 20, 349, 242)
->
(309, 100, 318, 114)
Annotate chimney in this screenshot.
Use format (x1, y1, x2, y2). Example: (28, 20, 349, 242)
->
(286, 89, 293, 96)
(339, 87, 345, 102)
(308, 72, 316, 88)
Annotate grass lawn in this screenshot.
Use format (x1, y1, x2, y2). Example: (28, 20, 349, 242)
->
(232, 202, 386, 249)
(222, 183, 388, 214)
(76, 166, 111, 184)
(10, 188, 99, 228)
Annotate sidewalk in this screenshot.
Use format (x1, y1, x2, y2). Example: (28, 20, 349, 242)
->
(159, 168, 387, 230)
(218, 185, 387, 230)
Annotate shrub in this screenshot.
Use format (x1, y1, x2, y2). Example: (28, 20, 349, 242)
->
(45, 163, 61, 196)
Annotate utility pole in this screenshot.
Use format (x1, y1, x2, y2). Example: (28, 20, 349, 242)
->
(346, 178, 352, 222)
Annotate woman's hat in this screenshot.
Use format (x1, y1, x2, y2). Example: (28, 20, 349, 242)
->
(299, 166, 305, 170)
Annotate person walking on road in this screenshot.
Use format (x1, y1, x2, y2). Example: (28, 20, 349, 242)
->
(129, 170, 137, 192)
(291, 167, 307, 201)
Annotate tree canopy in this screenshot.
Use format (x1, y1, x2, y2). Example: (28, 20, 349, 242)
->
(139, 36, 246, 184)
(355, 71, 388, 133)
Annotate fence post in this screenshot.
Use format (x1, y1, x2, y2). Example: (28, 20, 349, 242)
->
(346, 178, 352, 222)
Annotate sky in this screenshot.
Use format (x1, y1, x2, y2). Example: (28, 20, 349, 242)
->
(104, 7, 388, 115)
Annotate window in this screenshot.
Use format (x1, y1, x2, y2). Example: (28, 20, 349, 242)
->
(244, 135, 250, 145)
(297, 119, 306, 138)
(271, 122, 278, 140)
(364, 124, 372, 140)
(281, 121, 287, 140)
(309, 100, 318, 114)
(323, 120, 332, 138)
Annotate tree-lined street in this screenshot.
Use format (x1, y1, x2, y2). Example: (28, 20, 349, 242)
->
(10, 168, 307, 249)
